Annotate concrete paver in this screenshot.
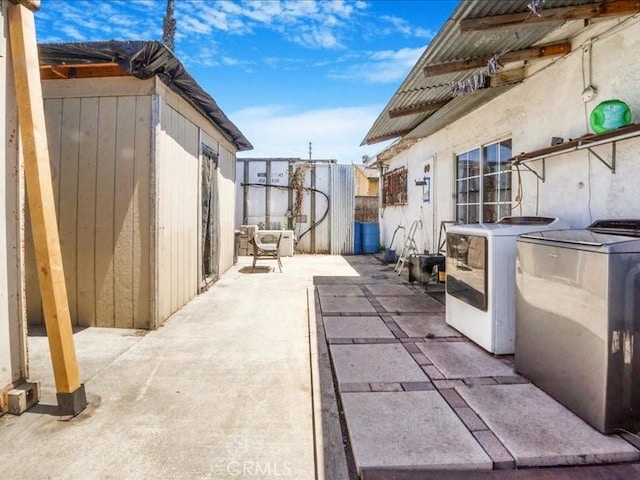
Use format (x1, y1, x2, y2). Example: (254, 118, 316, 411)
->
(319, 295, 377, 314)
(317, 285, 364, 297)
(393, 314, 461, 338)
(457, 384, 640, 467)
(323, 316, 394, 339)
(330, 343, 428, 384)
(341, 391, 492, 473)
(364, 284, 416, 296)
(377, 295, 445, 313)
(417, 342, 513, 379)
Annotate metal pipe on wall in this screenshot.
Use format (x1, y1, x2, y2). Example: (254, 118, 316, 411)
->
(243, 161, 249, 224)
(265, 160, 271, 229)
(311, 164, 316, 253)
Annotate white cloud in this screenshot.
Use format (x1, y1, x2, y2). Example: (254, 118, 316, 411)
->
(261, 57, 306, 70)
(36, 0, 160, 42)
(60, 25, 86, 41)
(179, 0, 361, 49)
(37, 0, 430, 55)
(292, 25, 341, 49)
(231, 104, 389, 162)
(328, 46, 426, 84)
(109, 14, 138, 28)
(130, 0, 156, 10)
(243, 1, 285, 23)
(181, 16, 213, 35)
(379, 15, 436, 40)
(324, 1, 353, 17)
(177, 45, 221, 68)
(281, 1, 320, 20)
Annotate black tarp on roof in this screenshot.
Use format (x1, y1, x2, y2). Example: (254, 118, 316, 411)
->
(38, 41, 253, 152)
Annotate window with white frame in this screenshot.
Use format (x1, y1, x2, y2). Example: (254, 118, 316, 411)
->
(455, 139, 512, 224)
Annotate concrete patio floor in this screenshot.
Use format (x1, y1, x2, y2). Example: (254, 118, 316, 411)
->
(316, 255, 640, 480)
(1, 254, 640, 480)
(0, 255, 354, 480)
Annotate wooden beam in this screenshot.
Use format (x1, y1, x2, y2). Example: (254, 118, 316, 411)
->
(424, 42, 571, 77)
(460, 0, 640, 32)
(8, 4, 86, 414)
(365, 128, 414, 145)
(388, 99, 451, 118)
(489, 67, 526, 87)
(39, 62, 120, 70)
(45, 66, 67, 79)
(39, 63, 130, 80)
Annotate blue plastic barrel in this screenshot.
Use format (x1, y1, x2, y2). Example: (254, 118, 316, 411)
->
(354, 221, 362, 254)
(361, 222, 380, 254)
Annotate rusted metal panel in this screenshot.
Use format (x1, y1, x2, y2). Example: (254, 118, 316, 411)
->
(383, 166, 408, 207)
(355, 196, 379, 223)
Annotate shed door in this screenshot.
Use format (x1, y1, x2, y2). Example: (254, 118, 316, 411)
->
(201, 148, 218, 286)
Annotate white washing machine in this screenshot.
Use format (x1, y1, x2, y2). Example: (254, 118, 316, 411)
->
(445, 216, 569, 354)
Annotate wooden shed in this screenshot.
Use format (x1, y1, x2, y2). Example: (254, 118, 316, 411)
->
(26, 41, 252, 330)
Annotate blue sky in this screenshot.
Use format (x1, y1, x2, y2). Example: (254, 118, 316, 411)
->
(35, 0, 458, 162)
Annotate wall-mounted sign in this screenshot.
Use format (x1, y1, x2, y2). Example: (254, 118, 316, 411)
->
(422, 175, 431, 204)
(256, 172, 285, 184)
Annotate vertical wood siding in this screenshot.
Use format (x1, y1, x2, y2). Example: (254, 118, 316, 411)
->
(155, 98, 199, 323)
(26, 95, 151, 328)
(27, 77, 239, 330)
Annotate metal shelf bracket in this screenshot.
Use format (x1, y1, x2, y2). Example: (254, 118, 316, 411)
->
(514, 158, 545, 182)
(586, 143, 615, 174)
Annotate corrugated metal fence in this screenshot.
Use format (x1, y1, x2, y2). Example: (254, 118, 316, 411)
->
(236, 159, 354, 255)
(330, 164, 355, 255)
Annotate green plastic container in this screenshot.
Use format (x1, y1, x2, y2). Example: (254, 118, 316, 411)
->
(590, 99, 632, 134)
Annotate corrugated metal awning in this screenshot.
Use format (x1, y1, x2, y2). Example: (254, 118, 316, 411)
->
(362, 0, 608, 148)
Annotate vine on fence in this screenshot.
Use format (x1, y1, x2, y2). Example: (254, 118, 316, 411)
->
(289, 162, 311, 226)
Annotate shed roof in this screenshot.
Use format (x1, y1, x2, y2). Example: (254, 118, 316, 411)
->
(362, 0, 612, 150)
(38, 41, 253, 152)
(355, 164, 380, 179)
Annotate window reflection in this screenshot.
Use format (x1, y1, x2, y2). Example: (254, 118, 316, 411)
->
(446, 233, 487, 311)
(455, 140, 512, 224)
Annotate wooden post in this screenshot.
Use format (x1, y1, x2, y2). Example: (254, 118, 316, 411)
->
(8, 3, 86, 415)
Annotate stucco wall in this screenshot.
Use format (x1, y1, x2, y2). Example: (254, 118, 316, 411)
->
(380, 17, 640, 252)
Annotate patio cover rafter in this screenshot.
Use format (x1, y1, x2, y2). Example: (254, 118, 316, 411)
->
(389, 100, 451, 119)
(424, 42, 571, 77)
(460, 0, 640, 32)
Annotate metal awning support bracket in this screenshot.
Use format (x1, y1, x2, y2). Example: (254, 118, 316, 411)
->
(513, 159, 545, 182)
(586, 143, 615, 174)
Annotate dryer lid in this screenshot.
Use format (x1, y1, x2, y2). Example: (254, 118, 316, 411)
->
(520, 228, 640, 253)
(587, 219, 640, 238)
